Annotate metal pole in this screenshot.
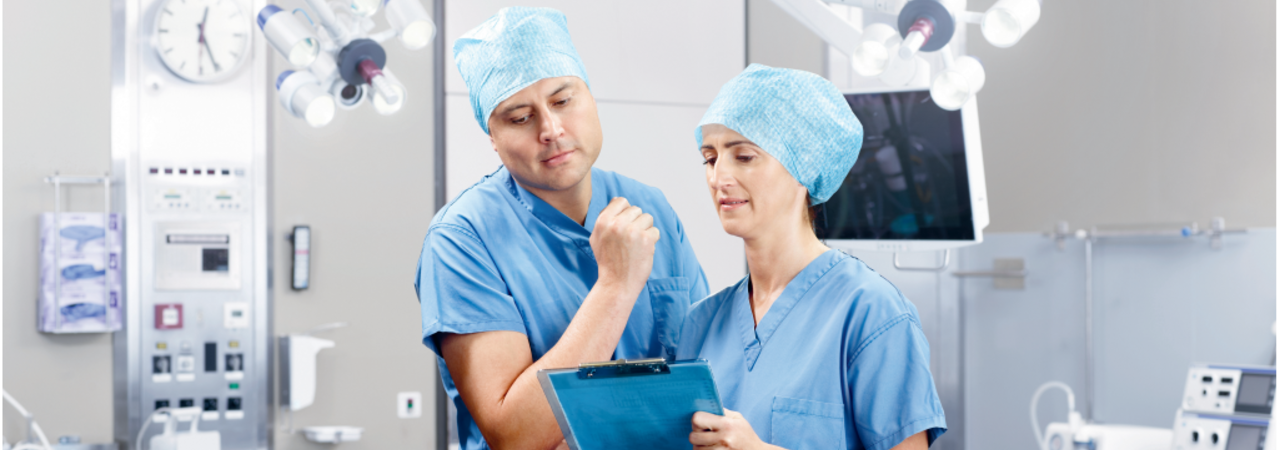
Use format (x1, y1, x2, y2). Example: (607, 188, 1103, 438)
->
(1083, 235, 1094, 422)
(432, 2, 450, 449)
(54, 174, 63, 331)
(104, 173, 112, 315)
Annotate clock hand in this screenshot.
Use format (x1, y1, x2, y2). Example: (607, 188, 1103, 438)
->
(197, 7, 208, 74)
(203, 39, 221, 72)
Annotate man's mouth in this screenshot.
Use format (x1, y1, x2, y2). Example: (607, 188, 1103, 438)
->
(542, 149, 575, 165)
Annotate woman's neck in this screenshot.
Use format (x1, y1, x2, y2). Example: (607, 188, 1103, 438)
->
(743, 221, 829, 325)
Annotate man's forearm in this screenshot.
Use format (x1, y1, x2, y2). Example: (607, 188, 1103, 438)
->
(473, 280, 643, 449)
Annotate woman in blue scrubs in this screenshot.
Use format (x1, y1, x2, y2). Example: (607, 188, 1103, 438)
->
(677, 64, 946, 450)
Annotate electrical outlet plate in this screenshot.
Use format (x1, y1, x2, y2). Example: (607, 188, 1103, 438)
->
(397, 391, 422, 418)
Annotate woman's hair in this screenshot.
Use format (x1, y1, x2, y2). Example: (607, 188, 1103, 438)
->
(803, 194, 821, 231)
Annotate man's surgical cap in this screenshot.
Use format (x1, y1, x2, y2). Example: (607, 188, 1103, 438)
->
(453, 7, 591, 134)
(696, 64, 863, 205)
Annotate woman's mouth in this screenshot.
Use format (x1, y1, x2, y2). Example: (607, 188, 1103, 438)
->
(719, 198, 748, 211)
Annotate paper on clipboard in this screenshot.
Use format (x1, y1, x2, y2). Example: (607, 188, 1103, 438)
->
(538, 359, 724, 450)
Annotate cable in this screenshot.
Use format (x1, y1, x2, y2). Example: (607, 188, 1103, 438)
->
(135, 407, 202, 450)
(1030, 381, 1077, 450)
(2, 390, 51, 450)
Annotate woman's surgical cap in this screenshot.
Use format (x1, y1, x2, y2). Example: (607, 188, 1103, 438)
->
(453, 7, 591, 135)
(696, 64, 863, 205)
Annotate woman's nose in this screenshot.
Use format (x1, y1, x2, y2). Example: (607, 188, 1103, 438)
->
(708, 159, 734, 189)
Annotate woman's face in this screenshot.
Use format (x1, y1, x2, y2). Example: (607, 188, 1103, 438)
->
(700, 124, 809, 240)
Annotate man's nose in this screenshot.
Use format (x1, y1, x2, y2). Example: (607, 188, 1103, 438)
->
(538, 108, 564, 144)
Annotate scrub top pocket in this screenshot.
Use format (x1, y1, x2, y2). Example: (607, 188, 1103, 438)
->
(646, 276, 692, 361)
(770, 396, 846, 449)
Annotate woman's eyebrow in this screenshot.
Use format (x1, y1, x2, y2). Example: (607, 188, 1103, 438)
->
(725, 140, 753, 148)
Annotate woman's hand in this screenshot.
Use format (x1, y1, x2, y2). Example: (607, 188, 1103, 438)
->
(690, 410, 782, 450)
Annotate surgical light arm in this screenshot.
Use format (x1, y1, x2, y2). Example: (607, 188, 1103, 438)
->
(768, 0, 865, 57)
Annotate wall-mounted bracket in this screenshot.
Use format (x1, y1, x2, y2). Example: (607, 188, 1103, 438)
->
(893, 249, 951, 272)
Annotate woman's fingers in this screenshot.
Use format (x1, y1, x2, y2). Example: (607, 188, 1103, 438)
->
(691, 411, 721, 431)
(690, 429, 722, 446)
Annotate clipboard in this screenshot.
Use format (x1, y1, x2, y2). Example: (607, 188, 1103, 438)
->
(538, 358, 724, 450)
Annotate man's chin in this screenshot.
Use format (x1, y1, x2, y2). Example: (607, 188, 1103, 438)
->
(517, 165, 591, 193)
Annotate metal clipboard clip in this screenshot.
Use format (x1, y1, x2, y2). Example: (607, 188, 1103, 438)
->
(577, 358, 670, 379)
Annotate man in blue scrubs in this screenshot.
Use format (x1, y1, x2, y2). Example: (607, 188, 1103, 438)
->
(415, 7, 709, 450)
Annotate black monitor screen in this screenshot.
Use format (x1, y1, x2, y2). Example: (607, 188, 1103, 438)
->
(1235, 373, 1275, 414)
(815, 90, 975, 241)
(1225, 423, 1265, 450)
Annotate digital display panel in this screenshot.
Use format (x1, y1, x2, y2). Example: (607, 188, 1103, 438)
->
(1235, 373, 1275, 414)
(202, 248, 230, 272)
(1225, 423, 1266, 450)
(815, 90, 974, 241)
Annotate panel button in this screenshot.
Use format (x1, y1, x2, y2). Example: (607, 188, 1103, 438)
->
(202, 398, 218, 412)
(178, 398, 194, 408)
(225, 353, 243, 372)
(175, 355, 195, 372)
(227, 397, 242, 411)
(153, 356, 171, 374)
(155, 400, 170, 410)
(154, 304, 183, 330)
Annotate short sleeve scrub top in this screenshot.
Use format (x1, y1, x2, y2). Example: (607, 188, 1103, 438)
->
(677, 249, 946, 450)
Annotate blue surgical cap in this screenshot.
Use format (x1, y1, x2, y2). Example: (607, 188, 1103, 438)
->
(453, 7, 591, 134)
(696, 64, 863, 205)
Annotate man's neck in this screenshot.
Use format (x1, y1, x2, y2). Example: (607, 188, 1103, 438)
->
(515, 170, 594, 225)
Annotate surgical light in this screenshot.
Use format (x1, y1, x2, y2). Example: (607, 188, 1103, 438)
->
(772, 0, 1043, 110)
(385, 0, 436, 50)
(929, 55, 985, 111)
(981, 0, 1041, 48)
(277, 70, 336, 128)
(850, 23, 901, 77)
(347, 0, 380, 17)
(257, 0, 433, 127)
(257, 5, 320, 67)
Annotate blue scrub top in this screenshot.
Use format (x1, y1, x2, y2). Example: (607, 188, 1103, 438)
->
(417, 166, 710, 450)
(677, 249, 945, 450)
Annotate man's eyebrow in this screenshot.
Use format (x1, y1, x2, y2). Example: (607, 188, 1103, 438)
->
(549, 81, 575, 97)
(497, 102, 532, 116)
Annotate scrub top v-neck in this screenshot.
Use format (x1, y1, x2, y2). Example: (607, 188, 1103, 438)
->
(677, 249, 945, 450)
(417, 166, 709, 450)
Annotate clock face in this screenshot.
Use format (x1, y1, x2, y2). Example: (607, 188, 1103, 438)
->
(154, 0, 251, 83)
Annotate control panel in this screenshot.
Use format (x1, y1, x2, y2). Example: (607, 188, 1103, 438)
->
(1184, 365, 1277, 416)
(116, 159, 267, 449)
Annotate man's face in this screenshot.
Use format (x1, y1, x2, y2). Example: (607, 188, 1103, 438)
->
(488, 76, 603, 193)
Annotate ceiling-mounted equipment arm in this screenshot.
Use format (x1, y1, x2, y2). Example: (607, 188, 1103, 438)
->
(768, 0, 865, 57)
